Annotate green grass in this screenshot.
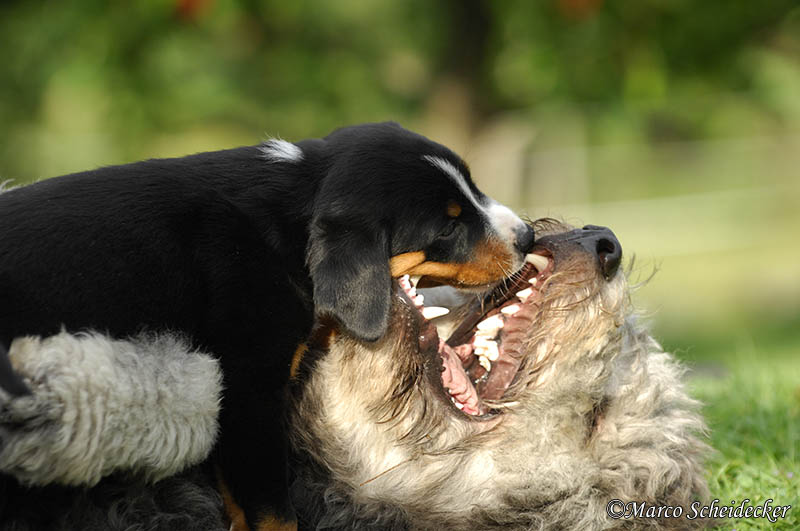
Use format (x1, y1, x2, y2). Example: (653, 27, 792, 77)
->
(670, 328, 800, 530)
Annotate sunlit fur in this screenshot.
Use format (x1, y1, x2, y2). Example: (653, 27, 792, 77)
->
(291, 219, 710, 530)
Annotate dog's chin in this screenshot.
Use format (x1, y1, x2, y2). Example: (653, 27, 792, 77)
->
(401, 245, 556, 419)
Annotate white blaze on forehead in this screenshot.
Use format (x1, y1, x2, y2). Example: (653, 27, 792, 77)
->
(422, 155, 484, 212)
(259, 138, 303, 163)
(422, 155, 527, 244)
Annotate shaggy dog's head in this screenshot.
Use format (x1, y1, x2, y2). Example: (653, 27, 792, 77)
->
(291, 219, 710, 530)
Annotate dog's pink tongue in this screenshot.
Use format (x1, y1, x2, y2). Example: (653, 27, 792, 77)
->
(439, 340, 482, 415)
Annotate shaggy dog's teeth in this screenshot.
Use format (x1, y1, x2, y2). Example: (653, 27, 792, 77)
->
(399, 274, 417, 297)
(410, 275, 421, 288)
(421, 306, 449, 320)
(485, 340, 500, 361)
(473, 336, 491, 349)
(476, 314, 504, 333)
(516, 287, 533, 302)
(474, 339, 499, 361)
(525, 253, 549, 271)
(413, 294, 424, 307)
(478, 354, 492, 372)
(454, 400, 465, 410)
(529, 277, 538, 286)
(501, 304, 521, 316)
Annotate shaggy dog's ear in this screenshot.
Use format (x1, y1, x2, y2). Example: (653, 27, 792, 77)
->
(307, 218, 391, 342)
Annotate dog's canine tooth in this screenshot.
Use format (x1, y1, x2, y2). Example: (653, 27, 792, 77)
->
(478, 354, 492, 372)
(525, 253, 549, 271)
(500, 303, 521, 316)
(413, 294, 424, 306)
(421, 306, 449, 320)
(529, 277, 538, 286)
(410, 275, 421, 288)
(516, 287, 533, 302)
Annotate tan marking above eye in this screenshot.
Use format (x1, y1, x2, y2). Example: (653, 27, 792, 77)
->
(446, 201, 462, 218)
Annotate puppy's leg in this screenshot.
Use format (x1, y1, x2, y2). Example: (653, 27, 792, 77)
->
(215, 353, 298, 531)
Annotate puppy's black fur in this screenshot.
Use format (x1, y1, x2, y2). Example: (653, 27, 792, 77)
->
(0, 122, 532, 529)
(0, 466, 226, 531)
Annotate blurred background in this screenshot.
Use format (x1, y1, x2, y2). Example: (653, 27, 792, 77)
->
(1, 1, 798, 519)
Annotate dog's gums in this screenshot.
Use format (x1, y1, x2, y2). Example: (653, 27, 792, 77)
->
(398, 250, 555, 416)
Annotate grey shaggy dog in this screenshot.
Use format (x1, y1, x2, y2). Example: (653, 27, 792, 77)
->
(290, 219, 711, 530)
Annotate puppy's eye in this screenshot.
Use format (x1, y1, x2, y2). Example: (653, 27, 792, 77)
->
(438, 220, 458, 240)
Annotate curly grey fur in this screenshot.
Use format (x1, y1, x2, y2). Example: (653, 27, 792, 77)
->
(291, 221, 711, 530)
(0, 332, 222, 486)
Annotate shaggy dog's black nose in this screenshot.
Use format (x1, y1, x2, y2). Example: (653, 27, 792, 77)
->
(579, 225, 622, 280)
(514, 224, 536, 254)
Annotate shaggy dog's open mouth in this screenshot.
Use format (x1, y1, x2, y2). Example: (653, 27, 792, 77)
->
(398, 250, 554, 417)
(397, 221, 624, 418)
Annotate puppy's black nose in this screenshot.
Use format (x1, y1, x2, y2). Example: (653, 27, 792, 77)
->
(514, 224, 535, 254)
(578, 225, 622, 280)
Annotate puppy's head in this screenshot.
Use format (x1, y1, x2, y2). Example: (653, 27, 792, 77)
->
(306, 122, 534, 342)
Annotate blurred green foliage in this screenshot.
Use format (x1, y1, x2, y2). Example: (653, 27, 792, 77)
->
(2, 0, 800, 179)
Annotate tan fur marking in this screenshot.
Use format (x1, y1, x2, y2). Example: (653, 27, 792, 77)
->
(255, 517, 298, 531)
(218, 474, 298, 531)
(390, 237, 514, 285)
(389, 251, 426, 277)
(446, 201, 462, 218)
(402, 237, 514, 286)
(218, 472, 249, 531)
(290, 343, 308, 380)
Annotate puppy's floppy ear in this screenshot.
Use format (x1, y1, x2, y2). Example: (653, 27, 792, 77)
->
(307, 218, 391, 342)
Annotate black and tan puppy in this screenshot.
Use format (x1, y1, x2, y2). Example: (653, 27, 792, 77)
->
(0, 122, 534, 530)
